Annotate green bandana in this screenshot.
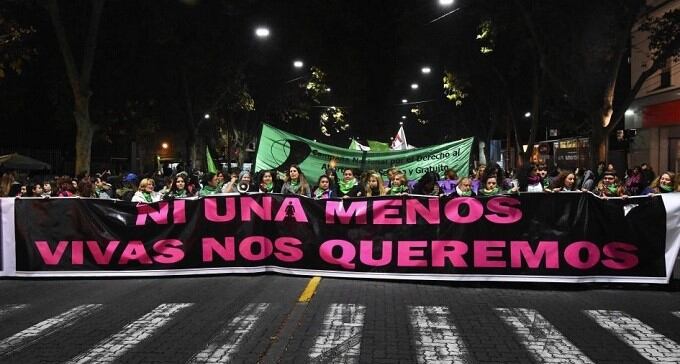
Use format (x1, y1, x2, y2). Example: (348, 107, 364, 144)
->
(338, 178, 357, 194)
(314, 187, 329, 199)
(388, 185, 408, 195)
(479, 187, 500, 196)
(142, 191, 153, 203)
(660, 184, 673, 193)
(263, 182, 274, 192)
(606, 184, 619, 196)
(200, 184, 219, 196)
(287, 179, 301, 194)
(456, 185, 472, 196)
(174, 189, 187, 198)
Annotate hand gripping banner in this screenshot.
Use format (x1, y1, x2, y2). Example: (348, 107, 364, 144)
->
(255, 123, 474, 182)
(2, 193, 680, 283)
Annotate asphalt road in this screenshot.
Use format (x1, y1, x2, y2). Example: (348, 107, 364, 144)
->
(0, 275, 679, 363)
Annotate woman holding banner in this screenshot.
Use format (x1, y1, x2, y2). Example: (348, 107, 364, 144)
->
(364, 172, 387, 197)
(131, 178, 161, 203)
(387, 173, 408, 195)
(450, 177, 475, 197)
(258, 170, 280, 193)
(199, 172, 221, 197)
(281, 165, 311, 197)
(335, 168, 362, 198)
(164, 172, 194, 199)
(595, 171, 627, 197)
(549, 171, 578, 192)
(313, 175, 334, 199)
(643, 171, 676, 194)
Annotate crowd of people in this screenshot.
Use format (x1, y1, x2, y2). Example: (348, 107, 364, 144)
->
(0, 160, 678, 201)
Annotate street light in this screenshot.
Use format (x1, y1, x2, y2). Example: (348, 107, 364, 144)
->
(402, 99, 408, 103)
(411, 83, 419, 90)
(255, 26, 270, 38)
(293, 60, 304, 68)
(399, 121, 404, 126)
(401, 115, 407, 119)
(439, 0, 454, 6)
(204, 113, 210, 119)
(325, 87, 332, 92)
(421, 66, 432, 74)
(161, 142, 169, 150)
(524, 112, 531, 118)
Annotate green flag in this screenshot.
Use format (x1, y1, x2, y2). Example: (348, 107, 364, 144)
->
(256, 123, 473, 182)
(206, 146, 218, 174)
(367, 140, 390, 152)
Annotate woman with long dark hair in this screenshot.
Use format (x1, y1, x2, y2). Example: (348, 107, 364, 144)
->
(281, 164, 311, 197)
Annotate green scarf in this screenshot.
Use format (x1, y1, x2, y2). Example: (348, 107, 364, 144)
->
(456, 185, 472, 197)
(142, 191, 153, 203)
(660, 184, 673, 193)
(201, 184, 219, 196)
(263, 182, 274, 193)
(479, 187, 500, 196)
(606, 184, 619, 196)
(314, 187, 329, 199)
(338, 178, 357, 195)
(388, 185, 408, 195)
(287, 179, 301, 194)
(173, 189, 187, 198)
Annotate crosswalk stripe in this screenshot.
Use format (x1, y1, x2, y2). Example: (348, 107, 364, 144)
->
(585, 310, 680, 363)
(0, 304, 103, 357)
(308, 303, 366, 364)
(188, 303, 270, 363)
(67, 303, 193, 364)
(0, 304, 28, 319)
(496, 308, 594, 364)
(409, 306, 470, 364)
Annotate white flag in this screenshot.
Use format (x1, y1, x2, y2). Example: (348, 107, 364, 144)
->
(390, 126, 409, 150)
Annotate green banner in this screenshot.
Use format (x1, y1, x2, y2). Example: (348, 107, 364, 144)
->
(255, 124, 473, 181)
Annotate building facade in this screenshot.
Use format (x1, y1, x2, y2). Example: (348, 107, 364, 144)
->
(626, 0, 680, 174)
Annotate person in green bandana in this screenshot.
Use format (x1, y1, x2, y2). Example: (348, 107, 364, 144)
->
(596, 171, 627, 197)
(313, 175, 334, 199)
(450, 177, 475, 197)
(199, 172, 221, 197)
(165, 172, 194, 199)
(131, 178, 161, 203)
(281, 164, 311, 197)
(479, 175, 518, 196)
(258, 170, 279, 193)
(335, 168, 362, 198)
(644, 171, 676, 194)
(387, 173, 408, 195)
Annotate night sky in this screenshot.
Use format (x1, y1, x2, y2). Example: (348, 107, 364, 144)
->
(0, 0, 479, 154)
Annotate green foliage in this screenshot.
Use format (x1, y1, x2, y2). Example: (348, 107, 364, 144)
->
(320, 106, 348, 136)
(0, 13, 37, 80)
(442, 71, 467, 106)
(639, 8, 680, 63)
(303, 66, 331, 104)
(476, 20, 495, 54)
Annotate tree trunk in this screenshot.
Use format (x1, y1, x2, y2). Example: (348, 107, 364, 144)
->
(74, 100, 94, 176)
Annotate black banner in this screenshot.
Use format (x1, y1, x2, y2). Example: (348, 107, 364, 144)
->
(7, 193, 677, 282)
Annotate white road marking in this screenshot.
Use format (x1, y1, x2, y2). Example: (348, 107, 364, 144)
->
(68, 303, 193, 364)
(188, 303, 269, 363)
(0, 304, 103, 356)
(409, 306, 470, 364)
(0, 304, 28, 319)
(496, 308, 594, 364)
(585, 310, 680, 363)
(308, 303, 366, 364)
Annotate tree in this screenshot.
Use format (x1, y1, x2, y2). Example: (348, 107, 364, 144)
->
(47, 0, 105, 175)
(516, 0, 680, 167)
(0, 1, 37, 80)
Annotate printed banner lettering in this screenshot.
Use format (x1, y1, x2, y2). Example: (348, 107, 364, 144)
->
(2, 193, 679, 283)
(255, 124, 474, 181)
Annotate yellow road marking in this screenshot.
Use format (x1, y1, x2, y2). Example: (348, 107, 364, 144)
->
(297, 276, 322, 303)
